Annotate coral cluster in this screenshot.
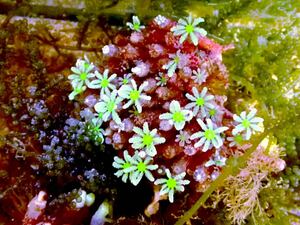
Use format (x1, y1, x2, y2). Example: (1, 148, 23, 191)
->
(68, 15, 264, 209)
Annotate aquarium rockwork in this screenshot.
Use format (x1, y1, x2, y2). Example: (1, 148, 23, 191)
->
(0, 0, 299, 225)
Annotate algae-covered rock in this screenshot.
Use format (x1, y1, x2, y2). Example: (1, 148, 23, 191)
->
(0, 0, 299, 225)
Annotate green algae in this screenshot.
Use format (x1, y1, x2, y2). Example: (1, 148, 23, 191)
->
(174, 0, 300, 224)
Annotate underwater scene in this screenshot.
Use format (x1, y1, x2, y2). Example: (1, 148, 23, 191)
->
(0, 0, 299, 224)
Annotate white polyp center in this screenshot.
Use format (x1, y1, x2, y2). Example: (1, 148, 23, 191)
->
(102, 45, 110, 55)
(138, 150, 146, 158)
(131, 66, 142, 75)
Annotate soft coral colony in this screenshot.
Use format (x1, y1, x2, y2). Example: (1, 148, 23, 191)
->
(68, 15, 264, 208)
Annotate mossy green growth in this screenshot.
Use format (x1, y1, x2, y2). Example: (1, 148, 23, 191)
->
(208, 0, 300, 150)
(177, 0, 300, 224)
(251, 178, 298, 225)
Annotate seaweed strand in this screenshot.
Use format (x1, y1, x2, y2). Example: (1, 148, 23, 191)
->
(175, 133, 269, 225)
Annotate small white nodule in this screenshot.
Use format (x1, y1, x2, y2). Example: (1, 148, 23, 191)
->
(102, 45, 110, 55)
(138, 150, 146, 158)
(131, 66, 142, 75)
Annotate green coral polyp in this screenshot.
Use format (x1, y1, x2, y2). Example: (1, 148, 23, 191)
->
(174, 56, 180, 64)
(204, 129, 216, 140)
(118, 79, 150, 113)
(101, 79, 109, 88)
(185, 24, 194, 33)
(242, 119, 250, 128)
(166, 178, 177, 189)
(234, 134, 244, 144)
(98, 112, 103, 119)
(171, 14, 207, 45)
(80, 72, 87, 80)
(106, 101, 116, 112)
(137, 162, 146, 172)
(112, 150, 135, 183)
(84, 62, 90, 69)
(130, 90, 140, 101)
(88, 69, 117, 95)
(126, 15, 145, 32)
(191, 119, 228, 152)
(159, 100, 193, 131)
(129, 122, 166, 157)
(143, 134, 153, 146)
(154, 169, 190, 203)
(185, 87, 215, 117)
(233, 109, 264, 140)
(173, 111, 185, 122)
(209, 109, 216, 116)
(122, 162, 132, 170)
(196, 97, 205, 106)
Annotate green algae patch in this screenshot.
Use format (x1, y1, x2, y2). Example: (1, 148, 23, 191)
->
(178, 0, 300, 224)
